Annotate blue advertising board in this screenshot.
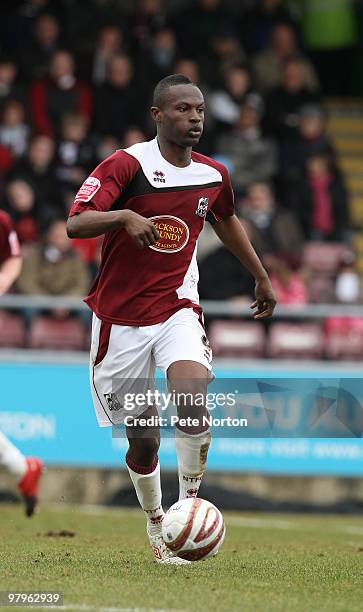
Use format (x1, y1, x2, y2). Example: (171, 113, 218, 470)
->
(0, 359, 363, 476)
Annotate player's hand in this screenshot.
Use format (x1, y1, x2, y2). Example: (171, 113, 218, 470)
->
(121, 210, 160, 248)
(250, 276, 277, 319)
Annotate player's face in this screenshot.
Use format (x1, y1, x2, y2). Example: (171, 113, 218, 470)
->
(153, 84, 205, 148)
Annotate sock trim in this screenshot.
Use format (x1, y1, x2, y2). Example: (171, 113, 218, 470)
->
(175, 422, 210, 435)
(126, 453, 158, 475)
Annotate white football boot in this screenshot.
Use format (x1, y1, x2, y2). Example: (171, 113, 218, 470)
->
(147, 525, 191, 565)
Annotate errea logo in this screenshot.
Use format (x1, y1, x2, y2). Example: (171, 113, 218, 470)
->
(153, 170, 166, 183)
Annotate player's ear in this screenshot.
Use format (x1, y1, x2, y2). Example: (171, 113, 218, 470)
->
(150, 106, 162, 123)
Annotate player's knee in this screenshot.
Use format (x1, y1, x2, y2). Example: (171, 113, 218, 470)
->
(171, 380, 208, 427)
(127, 435, 160, 466)
(171, 380, 207, 409)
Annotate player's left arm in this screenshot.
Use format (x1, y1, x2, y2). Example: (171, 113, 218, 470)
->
(213, 215, 276, 319)
(208, 164, 276, 319)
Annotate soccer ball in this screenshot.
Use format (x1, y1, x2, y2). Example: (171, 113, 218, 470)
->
(162, 497, 225, 561)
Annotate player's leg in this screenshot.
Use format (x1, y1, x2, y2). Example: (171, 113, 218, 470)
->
(90, 316, 163, 524)
(167, 361, 211, 501)
(125, 397, 190, 565)
(90, 315, 189, 563)
(0, 431, 27, 477)
(154, 309, 213, 502)
(0, 431, 43, 517)
(125, 404, 163, 531)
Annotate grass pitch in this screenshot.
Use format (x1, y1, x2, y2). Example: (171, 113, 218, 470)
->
(0, 504, 363, 612)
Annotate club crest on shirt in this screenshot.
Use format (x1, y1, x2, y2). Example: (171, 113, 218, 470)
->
(104, 393, 122, 411)
(153, 170, 166, 183)
(196, 197, 208, 217)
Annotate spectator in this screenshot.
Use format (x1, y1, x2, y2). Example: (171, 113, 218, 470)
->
(94, 135, 120, 164)
(5, 179, 40, 245)
(239, 182, 304, 261)
(122, 126, 147, 149)
(204, 25, 246, 85)
(252, 23, 319, 93)
(3, 0, 58, 57)
(11, 134, 63, 213)
(19, 13, 61, 81)
(265, 56, 320, 139)
(17, 219, 90, 297)
(30, 50, 92, 136)
(94, 54, 143, 139)
(199, 243, 255, 302)
(209, 64, 262, 132)
(264, 254, 308, 305)
(171, 0, 233, 61)
(334, 251, 361, 304)
(139, 27, 178, 86)
(199, 217, 255, 301)
(0, 143, 13, 178)
(291, 154, 349, 241)
(215, 101, 277, 195)
(91, 25, 125, 85)
(61, 0, 125, 49)
(0, 56, 26, 115)
(0, 99, 30, 158)
(130, 0, 167, 53)
(174, 58, 200, 85)
(279, 104, 336, 189)
(241, 0, 294, 52)
(55, 113, 95, 191)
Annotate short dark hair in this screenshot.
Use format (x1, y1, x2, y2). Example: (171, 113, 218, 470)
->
(153, 74, 194, 108)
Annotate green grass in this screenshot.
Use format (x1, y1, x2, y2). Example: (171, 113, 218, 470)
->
(0, 504, 363, 612)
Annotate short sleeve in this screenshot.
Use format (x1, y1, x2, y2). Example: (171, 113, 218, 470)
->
(207, 164, 235, 224)
(0, 211, 21, 261)
(69, 150, 140, 216)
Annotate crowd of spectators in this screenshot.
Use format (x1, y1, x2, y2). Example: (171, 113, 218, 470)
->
(0, 0, 361, 325)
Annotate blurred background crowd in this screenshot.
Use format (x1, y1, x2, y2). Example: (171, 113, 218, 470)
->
(1, 0, 363, 358)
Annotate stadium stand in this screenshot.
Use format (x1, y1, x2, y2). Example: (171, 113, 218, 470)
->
(267, 322, 324, 360)
(28, 315, 86, 350)
(208, 320, 266, 358)
(0, 310, 25, 347)
(325, 316, 363, 360)
(0, 0, 362, 359)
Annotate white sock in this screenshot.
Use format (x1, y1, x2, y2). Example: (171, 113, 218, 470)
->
(0, 431, 27, 479)
(175, 428, 211, 500)
(126, 454, 164, 535)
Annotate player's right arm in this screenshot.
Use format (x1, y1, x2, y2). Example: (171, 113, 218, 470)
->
(67, 209, 159, 248)
(66, 151, 159, 248)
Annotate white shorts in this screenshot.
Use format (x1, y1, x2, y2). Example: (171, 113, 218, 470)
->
(89, 308, 213, 427)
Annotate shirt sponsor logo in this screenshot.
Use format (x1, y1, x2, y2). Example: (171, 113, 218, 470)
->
(196, 196, 208, 217)
(75, 176, 101, 202)
(149, 215, 189, 253)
